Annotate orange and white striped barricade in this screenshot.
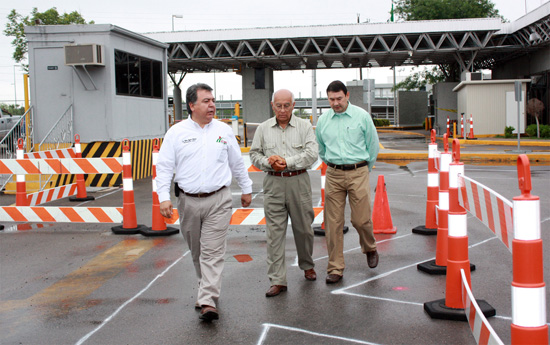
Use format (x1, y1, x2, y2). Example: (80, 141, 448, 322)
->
(467, 114, 477, 140)
(313, 162, 348, 236)
(111, 139, 147, 235)
(15, 139, 28, 206)
(140, 139, 179, 237)
(446, 116, 450, 137)
(413, 129, 438, 235)
(511, 155, 548, 344)
(69, 134, 94, 202)
(424, 139, 495, 321)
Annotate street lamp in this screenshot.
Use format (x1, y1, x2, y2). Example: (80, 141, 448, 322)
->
(172, 14, 183, 31)
(13, 65, 18, 106)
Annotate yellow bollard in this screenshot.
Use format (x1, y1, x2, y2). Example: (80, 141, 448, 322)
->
(453, 122, 457, 139)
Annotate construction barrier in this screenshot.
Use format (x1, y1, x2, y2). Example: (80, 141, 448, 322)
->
(16, 140, 28, 206)
(312, 162, 349, 236)
(140, 139, 179, 237)
(412, 129, 439, 235)
(424, 139, 495, 321)
(372, 175, 396, 234)
(0, 138, 146, 234)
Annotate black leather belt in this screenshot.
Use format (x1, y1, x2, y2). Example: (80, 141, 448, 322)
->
(327, 161, 368, 170)
(267, 169, 307, 177)
(176, 185, 226, 198)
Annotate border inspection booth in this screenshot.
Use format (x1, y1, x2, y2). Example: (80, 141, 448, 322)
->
(25, 24, 169, 186)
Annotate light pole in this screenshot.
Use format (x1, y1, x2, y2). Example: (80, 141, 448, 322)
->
(172, 14, 183, 31)
(13, 64, 18, 106)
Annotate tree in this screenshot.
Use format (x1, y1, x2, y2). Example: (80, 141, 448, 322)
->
(527, 98, 544, 138)
(392, 0, 503, 90)
(4, 7, 93, 69)
(394, 0, 503, 21)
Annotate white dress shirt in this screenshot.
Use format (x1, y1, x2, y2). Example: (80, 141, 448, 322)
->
(156, 117, 252, 203)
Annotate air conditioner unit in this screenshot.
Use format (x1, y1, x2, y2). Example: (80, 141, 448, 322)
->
(465, 72, 482, 81)
(64, 44, 105, 66)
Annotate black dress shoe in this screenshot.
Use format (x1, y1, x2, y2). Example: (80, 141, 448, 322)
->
(367, 250, 379, 268)
(199, 305, 219, 321)
(265, 285, 287, 297)
(325, 274, 343, 284)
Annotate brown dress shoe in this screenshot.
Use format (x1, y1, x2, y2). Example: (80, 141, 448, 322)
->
(325, 274, 343, 284)
(367, 250, 379, 268)
(199, 305, 219, 321)
(304, 268, 317, 281)
(265, 285, 287, 297)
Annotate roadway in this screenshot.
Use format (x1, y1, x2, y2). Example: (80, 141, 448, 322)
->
(1, 134, 549, 344)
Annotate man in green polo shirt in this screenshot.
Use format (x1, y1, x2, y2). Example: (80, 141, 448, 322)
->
(315, 80, 380, 284)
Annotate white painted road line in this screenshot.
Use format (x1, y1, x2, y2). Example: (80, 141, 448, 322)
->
(257, 323, 381, 345)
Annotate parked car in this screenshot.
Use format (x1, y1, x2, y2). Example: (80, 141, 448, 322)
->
(0, 108, 23, 141)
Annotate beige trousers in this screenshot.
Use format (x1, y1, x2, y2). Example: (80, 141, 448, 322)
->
(263, 173, 315, 286)
(177, 187, 232, 308)
(324, 165, 377, 275)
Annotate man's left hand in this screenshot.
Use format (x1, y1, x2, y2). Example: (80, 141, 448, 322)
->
(241, 193, 252, 207)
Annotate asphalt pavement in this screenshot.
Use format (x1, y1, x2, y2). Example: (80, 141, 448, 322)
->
(1, 131, 549, 345)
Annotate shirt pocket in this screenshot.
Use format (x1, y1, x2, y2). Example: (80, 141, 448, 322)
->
(346, 126, 364, 145)
(265, 142, 277, 157)
(216, 143, 228, 163)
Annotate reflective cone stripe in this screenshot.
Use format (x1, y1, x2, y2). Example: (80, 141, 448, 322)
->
(121, 141, 138, 229)
(73, 135, 91, 199)
(511, 155, 548, 344)
(445, 139, 472, 309)
(16, 139, 28, 206)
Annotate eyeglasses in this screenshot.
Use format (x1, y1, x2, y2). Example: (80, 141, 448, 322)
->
(274, 104, 292, 110)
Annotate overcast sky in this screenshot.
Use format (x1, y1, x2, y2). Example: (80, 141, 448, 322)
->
(0, 0, 547, 106)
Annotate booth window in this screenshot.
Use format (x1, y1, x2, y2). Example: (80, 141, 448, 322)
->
(115, 50, 163, 99)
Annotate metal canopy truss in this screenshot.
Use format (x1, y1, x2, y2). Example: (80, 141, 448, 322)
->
(144, 7, 550, 74)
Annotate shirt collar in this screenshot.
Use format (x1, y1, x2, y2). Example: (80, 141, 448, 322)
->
(268, 115, 296, 128)
(329, 102, 353, 119)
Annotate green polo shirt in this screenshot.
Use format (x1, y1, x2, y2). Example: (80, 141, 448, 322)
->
(316, 102, 379, 171)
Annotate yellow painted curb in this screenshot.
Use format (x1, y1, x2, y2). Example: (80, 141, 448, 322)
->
(241, 147, 251, 153)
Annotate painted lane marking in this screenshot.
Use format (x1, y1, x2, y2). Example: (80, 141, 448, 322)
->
(258, 323, 381, 345)
(76, 250, 190, 345)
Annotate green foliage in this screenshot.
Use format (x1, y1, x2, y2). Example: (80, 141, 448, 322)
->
(0, 104, 25, 115)
(4, 7, 93, 69)
(392, 66, 447, 91)
(504, 126, 514, 138)
(373, 118, 391, 127)
(527, 124, 550, 138)
(394, 0, 503, 21)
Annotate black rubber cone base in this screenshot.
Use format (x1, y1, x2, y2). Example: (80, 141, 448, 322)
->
(140, 226, 179, 237)
(0, 224, 4, 230)
(412, 225, 437, 235)
(69, 195, 95, 202)
(424, 298, 495, 321)
(417, 259, 447, 275)
(313, 226, 349, 236)
(111, 224, 148, 235)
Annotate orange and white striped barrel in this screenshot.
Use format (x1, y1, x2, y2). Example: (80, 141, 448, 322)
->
(16, 139, 28, 206)
(111, 139, 146, 235)
(510, 155, 548, 344)
(141, 139, 178, 237)
(69, 134, 94, 202)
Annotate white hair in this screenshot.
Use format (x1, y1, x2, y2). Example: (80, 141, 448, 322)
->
(271, 89, 295, 103)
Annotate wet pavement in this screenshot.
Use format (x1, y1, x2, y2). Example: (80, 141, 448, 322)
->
(1, 132, 550, 345)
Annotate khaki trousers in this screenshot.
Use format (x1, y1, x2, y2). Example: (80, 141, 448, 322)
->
(324, 165, 376, 275)
(177, 187, 232, 308)
(264, 173, 315, 286)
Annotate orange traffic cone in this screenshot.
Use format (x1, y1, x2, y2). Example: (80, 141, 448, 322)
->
(373, 175, 396, 234)
(112, 139, 147, 235)
(140, 139, 179, 237)
(69, 134, 94, 202)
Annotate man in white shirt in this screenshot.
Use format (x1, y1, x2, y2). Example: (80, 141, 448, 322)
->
(156, 83, 252, 322)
